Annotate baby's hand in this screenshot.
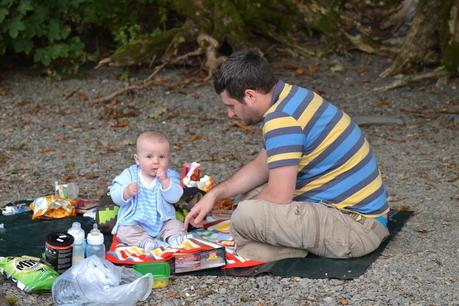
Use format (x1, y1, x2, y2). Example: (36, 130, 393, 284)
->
(156, 168, 170, 189)
(123, 182, 139, 200)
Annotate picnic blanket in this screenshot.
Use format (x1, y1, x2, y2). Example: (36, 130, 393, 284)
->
(0, 208, 412, 279)
(106, 219, 264, 269)
(106, 209, 412, 279)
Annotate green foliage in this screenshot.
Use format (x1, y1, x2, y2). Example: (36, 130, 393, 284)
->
(0, 0, 88, 68)
(0, 0, 170, 72)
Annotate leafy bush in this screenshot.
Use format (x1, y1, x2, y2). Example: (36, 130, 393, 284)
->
(0, 0, 169, 71)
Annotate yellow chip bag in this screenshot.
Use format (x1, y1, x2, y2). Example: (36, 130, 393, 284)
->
(29, 196, 77, 220)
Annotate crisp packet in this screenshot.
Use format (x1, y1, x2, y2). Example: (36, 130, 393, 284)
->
(0, 256, 59, 293)
(29, 195, 77, 220)
(181, 162, 214, 192)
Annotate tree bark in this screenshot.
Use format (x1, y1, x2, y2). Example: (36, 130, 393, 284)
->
(97, 0, 457, 77)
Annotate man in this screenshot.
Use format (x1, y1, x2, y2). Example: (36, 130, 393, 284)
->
(184, 50, 389, 262)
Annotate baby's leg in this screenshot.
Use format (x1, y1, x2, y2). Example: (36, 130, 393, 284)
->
(117, 225, 157, 251)
(159, 219, 193, 247)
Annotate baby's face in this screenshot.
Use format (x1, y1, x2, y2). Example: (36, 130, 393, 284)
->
(135, 139, 169, 179)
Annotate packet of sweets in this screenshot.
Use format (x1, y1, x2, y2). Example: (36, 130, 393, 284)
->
(29, 195, 77, 220)
(0, 256, 59, 293)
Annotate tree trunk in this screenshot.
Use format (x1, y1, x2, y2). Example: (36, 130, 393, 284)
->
(98, 0, 458, 77)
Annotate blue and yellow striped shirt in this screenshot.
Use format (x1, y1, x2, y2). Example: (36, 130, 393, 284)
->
(263, 81, 389, 217)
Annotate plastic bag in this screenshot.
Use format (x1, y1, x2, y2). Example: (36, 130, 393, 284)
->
(181, 162, 213, 192)
(52, 255, 152, 306)
(29, 196, 77, 220)
(0, 256, 59, 293)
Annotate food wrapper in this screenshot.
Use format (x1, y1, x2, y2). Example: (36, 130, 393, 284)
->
(29, 195, 77, 220)
(210, 198, 234, 220)
(0, 256, 59, 293)
(181, 162, 214, 192)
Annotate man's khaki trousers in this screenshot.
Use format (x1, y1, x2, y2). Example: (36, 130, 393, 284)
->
(230, 199, 389, 262)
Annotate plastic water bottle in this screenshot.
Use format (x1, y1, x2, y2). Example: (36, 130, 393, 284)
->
(1, 202, 31, 216)
(67, 222, 85, 266)
(86, 224, 105, 259)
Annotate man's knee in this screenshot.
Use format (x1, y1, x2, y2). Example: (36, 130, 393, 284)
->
(231, 200, 260, 230)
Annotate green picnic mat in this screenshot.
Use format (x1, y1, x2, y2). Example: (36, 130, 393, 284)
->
(0, 213, 112, 257)
(189, 209, 412, 279)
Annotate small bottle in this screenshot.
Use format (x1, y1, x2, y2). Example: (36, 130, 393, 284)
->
(67, 222, 85, 265)
(1, 202, 31, 216)
(86, 224, 105, 259)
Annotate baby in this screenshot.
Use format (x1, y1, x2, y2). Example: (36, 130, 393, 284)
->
(109, 131, 192, 251)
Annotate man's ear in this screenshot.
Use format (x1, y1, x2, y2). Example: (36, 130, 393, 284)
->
(134, 154, 140, 165)
(244, 89, 258, 105)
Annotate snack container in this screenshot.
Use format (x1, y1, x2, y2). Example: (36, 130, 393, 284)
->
(133, 262, 170, 289)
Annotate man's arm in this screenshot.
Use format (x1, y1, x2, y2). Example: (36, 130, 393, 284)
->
(254, 165, 298, 204)
(183, 149, 269, 228)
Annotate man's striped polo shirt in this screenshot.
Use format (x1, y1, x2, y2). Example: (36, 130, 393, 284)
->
(263, 81, 389, 217)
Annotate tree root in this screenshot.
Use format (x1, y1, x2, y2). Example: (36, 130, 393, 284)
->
(95, 34, 225, 103)
(372, 66, 448, 93)
(340, 66, 448, 102)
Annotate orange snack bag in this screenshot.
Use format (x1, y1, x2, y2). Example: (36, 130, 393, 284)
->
(29, 196, 77, 220)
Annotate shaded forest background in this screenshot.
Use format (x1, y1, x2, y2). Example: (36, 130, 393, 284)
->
(0, 0, 458, 83)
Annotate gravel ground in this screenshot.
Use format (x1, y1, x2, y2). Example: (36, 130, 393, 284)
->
(0, 50, 458, 305)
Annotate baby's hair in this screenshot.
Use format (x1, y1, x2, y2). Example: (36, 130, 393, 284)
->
(136, 131, 169, 152)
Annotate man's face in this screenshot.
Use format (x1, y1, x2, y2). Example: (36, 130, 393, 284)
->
(220, 90, 262, 125)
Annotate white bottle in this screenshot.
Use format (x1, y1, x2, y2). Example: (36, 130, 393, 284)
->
(86, 224, 105, 259)
(67, 222, 85, 265)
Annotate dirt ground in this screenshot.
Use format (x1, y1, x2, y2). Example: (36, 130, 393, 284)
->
(0, 50, 458, 305)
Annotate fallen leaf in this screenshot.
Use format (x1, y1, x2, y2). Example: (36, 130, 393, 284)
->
(167, 290, 178, 297)
(186, 91, 200, 99)
(401, 66, 417, 74)
(394, 205, 411, 212)
(65, 162, 76, 169)
(8, 144, 26, 151)
(16, 98, 30, 106)
(106, 145, 117, 153)
(448, 98, 459, 105)
(62, 175, 75, 181)
(416, 229, 429, 234)
(355, 67, 365, 74)
(174, 141, 182, 150)
(26, 105, 40, 114)
(78, 90, 88, 101)
(41, 147, 54, 153)
(110, 120, 129, 128)
(0, 87, 6, 96)
(187, 134, 200, 142)
(84, 173, 99, 179)
(339, 298, 349, 305)
(284, 64, 301, 71)
(231, 121, 255, 134)
(147, 106, 167, 119)
(374, 97, 390, 106)
(122, 139, 135, 146)
(307, 65, 320, 74)
(330, 63, 344, 73)
(6, 294, 17, 305)
(110, 111, 139, 119)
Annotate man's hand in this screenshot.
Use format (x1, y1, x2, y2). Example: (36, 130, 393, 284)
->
(156, 168, 170, 189)
(123, 182, 139, 200)
(183, 193, 215, 229)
